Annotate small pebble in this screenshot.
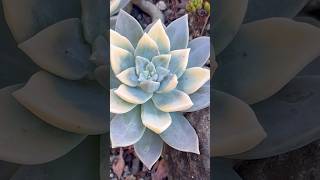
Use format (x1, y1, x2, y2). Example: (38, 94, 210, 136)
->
(156, 1, 167, 11)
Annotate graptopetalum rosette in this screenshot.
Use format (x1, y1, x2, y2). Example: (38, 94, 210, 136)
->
(110, 10, 210, 169)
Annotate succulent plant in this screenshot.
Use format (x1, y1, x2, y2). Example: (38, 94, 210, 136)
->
(212, 0, 320, 178)
(0, 0, 110, 179)
(110, 10, 210, 169)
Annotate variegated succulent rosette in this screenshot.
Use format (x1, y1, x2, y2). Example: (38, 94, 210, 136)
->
(110, 10, 210, 169)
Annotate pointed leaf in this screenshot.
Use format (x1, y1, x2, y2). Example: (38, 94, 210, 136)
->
(110, 89, 137, 114)
(0, 85, 85, 164)
(141, 100, 172, 134)
(187, 37, 210, 68)
(184, 82, 210, 112)
(135, 56, 150, 75)
(177, 67, 210, 94)
(135, 33, 160, 60)
(139, 80, 160, 93)
(230, 76, 320, 159)
(152, 89, 193, 112)
(94, 66, 108, 89)
(81, 0, 107, 44)
(212, 90, 266, 156)
(166, 14, 189, 50)
(111, 107, 146, 148)
(110, 45, 135, 75)
(13, 71, 107, 135)
(214, 18, 320, 104)
(110, 0, 120, 15)
(110, 29, 135, 53)
(110, 0, 131, 16)
(134, 129, 163, 170)
(160, 113, 199, 154)
(114, 84, 152, 104)
(116, 10, 144, 47)
(2, 0, 81, 43)
(152, 54, 171, 69)
(116, 67, 139, 87)
(110, 68, 122, 89)
(156, 67, 170, 82)
(213, 0, 248, 55)
(157, 74, 178, 93)
(90, 35, 107, 65)
(148, 20, 170, 54)
(18, 18, 91, 80)
(10, 136, 100, 180)
(168, 49, 190, 78)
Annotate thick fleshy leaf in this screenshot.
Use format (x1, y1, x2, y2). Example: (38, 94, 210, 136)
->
(110, 69, 122, 89)
(211, 158, 242, 180)
(116, 67, 139, 87)
(187, 37, 210, 68)
(184, 82, 210, 112)
(166, 14, 189, 50)
(141, 100, 172, 134)
(10, 136, 100, 180)
(135, 56, 150, 75)
(152, 54, 171, 69)
(212, 90, 266, 157)
(160, 113, 199, 154)
(2, 0, 81, 43)
(110, 0, 131, 16)
(244, 0, 309, 22)
(110, 89, 137, 114)
(13, 71, 107, 135)
(110, 0, 120, 15)
(94, 65, 108, 89)
(156, 66, 170, 82)
(168, 49, 190, 78)
(110, 45, 135, 75)
(18, 18, 91, 80)
(114, 84, 152, 104)
(110, 29, 135, 53)
(81, 0, 107, 44)
(110, 107, 145, 148)
(116, 10, 144, 47)
(0, 85, 85, 164)
(230, 76, 320, 159)
(134, 129, 163, 170)
(148, 20, 170, 54)
(135, 33, 160, 60)
(90, 35, 107, 66)
(214, 18, 320, 104)
(139, 80, 160, 93)
(157, 74, 178, 93)
(213, 0, 248, 55)
(177, 67, 210, 94)
(152, 90, 193, 112)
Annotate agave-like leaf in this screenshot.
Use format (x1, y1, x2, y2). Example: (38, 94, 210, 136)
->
(18, 18, 91, 80)
(116, 10, 144, 47)
(168, 49, 190, 78)
(214, 18, 320, 104)
(156, 67, 170, 82)
(134, 129, 163, 170)
(152, 89, 193, 112)
(10, 136, 100, 180)
(141, 100, 172, 134)
(177, 67, 210, 94)
(110, 89, 136, 114)
(13, 71, 107, 135)
(184, 82, 210, 112)
(134, 33, 160, 60)
(230, 76, 320, 159)
(139, 80, 160, 93)
(110, 29, 135, 53)
(135, 56, 150, 75)
(244, 0, 309, 22)
(2, 0, 81, 43)
(166, 14, 189, 50)
(211, 158, 242, 180)
(212, 90, 266, 157)
(116, 67, 139, 87)
(0, 85, 85, 164)
(81, 0, 107, 44)
(187, 37, 210, 68)
(110, 0, 131, 16)
(114, 84, 152, 104)
(94, 66, 108, 89)
(152, 54, 171, 69)
(110, 69, 122, 89)
(148, 20, 170, 54)
(90, 35, 107, 66)
(157, 74, 178, 93)
(110, 106, 145, 148)
(213, 0, 248, 55)
(160, 113, 199, 154)
(110, 45, 135, 75)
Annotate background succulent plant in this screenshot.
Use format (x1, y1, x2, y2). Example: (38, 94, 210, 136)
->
(212, 0, 320, 178)
(110, 10, 210, 169)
